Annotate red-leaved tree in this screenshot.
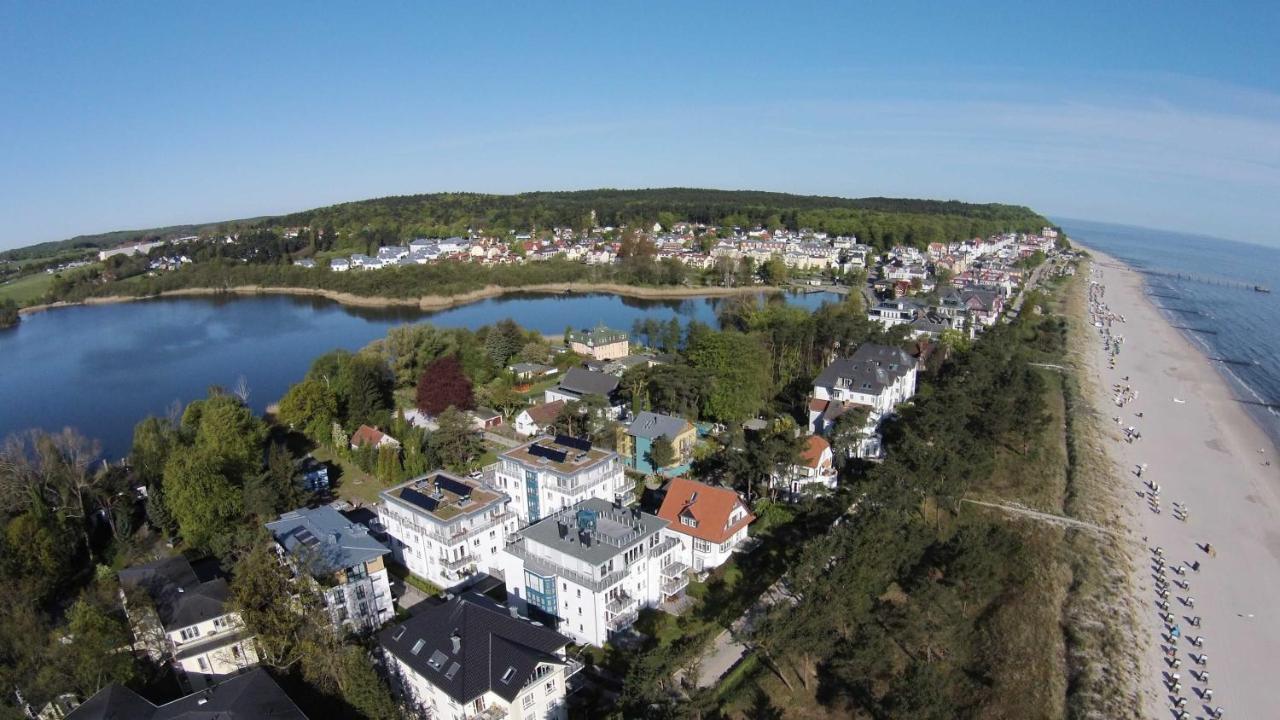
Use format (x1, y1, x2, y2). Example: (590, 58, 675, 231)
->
(416, 355, 475, 416)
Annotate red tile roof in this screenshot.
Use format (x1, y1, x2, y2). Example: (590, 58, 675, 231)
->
(523, 400, 565, 426)
(657, 477, 753, 544)
(351, 425, 390, 448)
(799, 435, 831, 469)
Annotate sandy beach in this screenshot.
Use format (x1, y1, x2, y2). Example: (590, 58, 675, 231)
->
(1080, 247, 1280, 719)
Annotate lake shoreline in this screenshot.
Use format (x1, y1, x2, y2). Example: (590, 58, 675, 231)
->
(17, 281, 792, 316)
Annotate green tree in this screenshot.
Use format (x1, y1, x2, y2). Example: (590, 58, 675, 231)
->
(244, 443, 304, 519)
(430, 407, 484, 472)
(0, 298, 19, 329)
(278, 379, 339, 445)
(129, 416, 175, 486)
(483, 318, 525, 367)
(647, 436, 676, 470)
(53, 593, 137, 697)
(188, 393, 267, 479)
(163, 447, 245, 556)
(685, 331, 772, 423)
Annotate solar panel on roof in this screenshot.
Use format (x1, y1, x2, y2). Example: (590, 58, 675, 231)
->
(295, 529, 320, 548)
(400, 487, 439, 512)
(555, 434, 592, 452)
(528, 444, 568, 463)
(434, 475, 473, 498)
(444, 662, 461, 680)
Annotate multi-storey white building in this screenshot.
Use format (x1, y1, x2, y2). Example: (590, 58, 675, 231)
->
(380, 594, 577, 720)
(493, 436, 630, 525)
(656, 478, 753, 572)
(808, 343, 918, 433)
(379, 470, 516, 590)
(266, 506, 394, 633)
(499, 499, 687, 647)
(118, 556, 259, 691)
(808, 343, 918, 459)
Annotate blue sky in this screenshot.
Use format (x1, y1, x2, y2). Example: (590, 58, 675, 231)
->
(2, 1, 1279, 249)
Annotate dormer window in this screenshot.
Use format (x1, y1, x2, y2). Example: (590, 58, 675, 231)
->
(681, 515, 698, 528)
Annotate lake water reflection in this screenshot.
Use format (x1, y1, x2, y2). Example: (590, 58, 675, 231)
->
(0, 290, 840, 457)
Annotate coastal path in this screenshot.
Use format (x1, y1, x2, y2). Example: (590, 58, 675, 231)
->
(960, 498, 1122, 539)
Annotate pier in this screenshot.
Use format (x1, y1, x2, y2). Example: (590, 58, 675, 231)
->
(1134, 268, 1270, 293)
(1210, 357, 1258, 367)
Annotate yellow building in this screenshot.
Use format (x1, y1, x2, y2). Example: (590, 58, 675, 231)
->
(568, 324, 630, 360)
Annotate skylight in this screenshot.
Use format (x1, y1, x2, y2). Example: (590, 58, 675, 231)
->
(500, 666, 517, 684)
(411, 639, 425, 655)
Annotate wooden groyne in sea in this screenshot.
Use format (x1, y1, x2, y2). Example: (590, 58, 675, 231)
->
(1135, 268, 1270, 293)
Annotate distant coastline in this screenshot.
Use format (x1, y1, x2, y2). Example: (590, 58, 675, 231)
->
(16, 281, 789, 317)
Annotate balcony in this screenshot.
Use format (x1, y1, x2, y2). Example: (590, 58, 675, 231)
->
(440, 555, 477, 571)
(662, 574, 689, 595)
(605, 593, 638, 615)
(473, 706, 508, 720)
(660, 560, 689, 579)
(607, 608, 639, 630)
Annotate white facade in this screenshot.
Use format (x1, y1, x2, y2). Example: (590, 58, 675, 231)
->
(492, 437, 630, 525)
(499, 500, 686, 647)
(380, 472, 516, 589)
(167, 613, 259, 690)
(385, 653, 567, 720)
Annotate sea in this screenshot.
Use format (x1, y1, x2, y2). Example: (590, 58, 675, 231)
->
(1059, 219, 1280, 447)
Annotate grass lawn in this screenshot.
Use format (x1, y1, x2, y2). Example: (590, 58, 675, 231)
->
(0, 272, 55, 305)
(311, 446, 384, 506)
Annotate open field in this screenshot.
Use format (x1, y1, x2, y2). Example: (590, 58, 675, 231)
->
(0, 272, 55, 305)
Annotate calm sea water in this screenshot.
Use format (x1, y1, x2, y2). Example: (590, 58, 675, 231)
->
(1060, 219, 1280, 444)
(0, 290, 838, 458)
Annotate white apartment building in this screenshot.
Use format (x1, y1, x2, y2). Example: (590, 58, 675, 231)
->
(380, 594, 577, 720)
(656, 478, 754, 572)
(379, 470, 516, 590)
(498, 498, 687, 647)
(118, 556, 259, 691)
(808, 343, 918, 459)
(492, 436, 630, 525)
(266, 506, 394, 633)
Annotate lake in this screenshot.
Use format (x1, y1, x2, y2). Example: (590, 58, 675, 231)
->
(0, 290, 841, 458)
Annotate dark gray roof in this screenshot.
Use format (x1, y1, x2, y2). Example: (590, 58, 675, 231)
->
(626, 411, 690, 441)
(67, 668, 307, 720)
(814, 343, 916, 395)
(118, 556, 231, 631)
(509, 362, 553, 374)
(266, 506, 390, 576)
(516, 498, 668, 565)
(553, 367, 619, 398)
(379, 594, 569, 705)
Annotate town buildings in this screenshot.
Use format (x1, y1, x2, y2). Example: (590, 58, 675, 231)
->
(543, 368, 621, 413)
(566, 325, 629, 360)
(655, 478, 753, 572)
(498, 498, 686, 647)
(616, 411, 696, 476)
(379, 471, 517, 589)
(513, 400, 565, 438)
(773, 435, 838, 500)
(380, 594, 574, 720)
(491, 436, 630, 525)
(117, 556, 259, 691)
(265, 506, 395, 633)
(350, 425, 400, 450)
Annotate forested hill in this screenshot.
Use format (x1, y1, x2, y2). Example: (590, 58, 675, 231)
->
(276, 188, 1050, 246)
(5, 188, 1049, 260)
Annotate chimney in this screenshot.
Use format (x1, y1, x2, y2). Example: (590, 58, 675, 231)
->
(450, 631, 461, 654)
(509, 606, 519, 619)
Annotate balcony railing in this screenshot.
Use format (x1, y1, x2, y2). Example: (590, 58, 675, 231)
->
(440, 555, 476, 571)
(660, 561, 689, 579)
(607, 608, 639, 630)
(662, 574, 689, 595)
(605, 593, 637, 615)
